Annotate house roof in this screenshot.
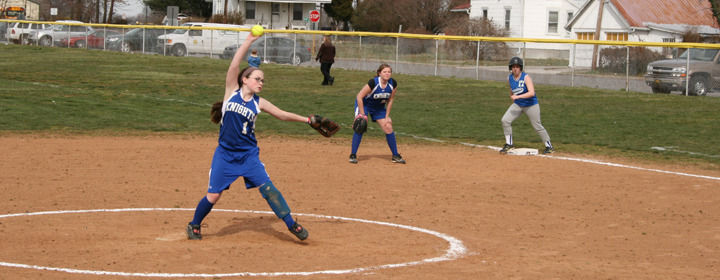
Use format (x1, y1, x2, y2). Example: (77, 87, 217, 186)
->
(611, 0, 719, 28)
(450, 2, 471, 12)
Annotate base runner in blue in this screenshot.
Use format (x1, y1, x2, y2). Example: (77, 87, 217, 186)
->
(499, 57, 554, 155)
(349, 64, 406, 164)
(186, 32, 314, 241)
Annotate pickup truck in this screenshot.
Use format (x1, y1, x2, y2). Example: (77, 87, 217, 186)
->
(644, 48, 720, 96)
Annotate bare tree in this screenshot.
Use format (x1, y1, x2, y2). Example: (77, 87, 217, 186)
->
(353, 0, 467, 34)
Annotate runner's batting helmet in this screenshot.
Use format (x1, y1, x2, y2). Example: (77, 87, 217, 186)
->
(508, 57, 523, 71)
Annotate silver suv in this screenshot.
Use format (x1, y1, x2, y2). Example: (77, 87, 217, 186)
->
(28, 21, 91, 47)
(5, 22, 52, 45)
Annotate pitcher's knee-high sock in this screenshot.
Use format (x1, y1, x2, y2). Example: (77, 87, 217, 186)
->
(386, 132, 399, 155)
(191, 196, 214, 225)
(351, 133, 363, 154)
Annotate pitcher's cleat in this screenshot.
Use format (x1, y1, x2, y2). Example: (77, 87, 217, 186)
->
(349, 153, 358, 164)
(499, 144, 514, 154)
(391, 154, 406, 164)
(289, 222, 309, 241)
(186, 223, 202, 240)
(543, 146, 555, 154)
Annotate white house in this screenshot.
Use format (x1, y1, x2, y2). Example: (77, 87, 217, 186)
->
(565, 0, 720, 67)
(465, 0, 584, 59)
(210, 0, 330, 30)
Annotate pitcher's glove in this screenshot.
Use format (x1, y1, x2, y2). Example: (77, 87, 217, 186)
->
(352, 114, 368, 135)
(308, 114, 340, 137)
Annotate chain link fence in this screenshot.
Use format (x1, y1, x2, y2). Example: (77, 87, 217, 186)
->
(4, 20, 720, 96)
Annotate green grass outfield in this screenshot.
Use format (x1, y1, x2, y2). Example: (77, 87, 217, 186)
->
(1, 44, 719, 169)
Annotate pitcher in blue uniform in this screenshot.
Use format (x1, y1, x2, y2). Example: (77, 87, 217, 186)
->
(499, 57, 554, 155)
(349, 63, 405, 164)
(186, 32, 310, 241)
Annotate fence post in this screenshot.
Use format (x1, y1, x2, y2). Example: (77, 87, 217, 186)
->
(395, 36, 399, 73)
(476, 40, 480, 80)
(685, 49, 690, 96)
(571, 44, 575, 87)
(142, 28, 146, 54)
(210, 29, 214, 58)
(625, 46, 629, 91)
(434, 39, 438, 76)
(85, 26, 88, 49)
(358, 36, 361, 70)
(293, 33, 297, 66)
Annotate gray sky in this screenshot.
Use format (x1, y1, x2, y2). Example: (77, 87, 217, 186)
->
(116, 0, 145, 17)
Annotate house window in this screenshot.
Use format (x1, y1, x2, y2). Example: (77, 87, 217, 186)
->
(504, 8, 511, 30)
(577, 32, 595, 40)
(606, 33, 628, 41)
(482, 8, 488, 18)
(272, 3, 280, 15)
(293, 3, 303, 20)
(245, 1, 255, 20)
(567, 12, 574, 22)
(548, 11, 558, 33)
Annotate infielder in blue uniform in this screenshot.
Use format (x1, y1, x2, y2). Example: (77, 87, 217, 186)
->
(186, 32, 309, 241)
(499, 57, 554, 155)
(349, 63, 405, 164)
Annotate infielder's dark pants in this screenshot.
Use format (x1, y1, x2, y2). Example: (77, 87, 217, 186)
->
(320, 62, 333, 85)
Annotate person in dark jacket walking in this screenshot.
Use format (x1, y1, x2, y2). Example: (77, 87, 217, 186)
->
(315, 35, 336, 85)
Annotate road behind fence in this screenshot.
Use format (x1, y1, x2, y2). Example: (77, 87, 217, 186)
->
(3, 19, 720, 97)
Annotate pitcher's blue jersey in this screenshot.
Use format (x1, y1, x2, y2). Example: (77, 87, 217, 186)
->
(508, 72, 538, 107)
(218, 89, 261, 152)
(363, 77, 397, 109)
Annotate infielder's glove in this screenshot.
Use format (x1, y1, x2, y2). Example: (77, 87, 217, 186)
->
(308, 114, 340, 137)
(352, 114, 367, 135)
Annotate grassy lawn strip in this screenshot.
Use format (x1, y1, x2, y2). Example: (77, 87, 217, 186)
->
(1, 44, 718, 168)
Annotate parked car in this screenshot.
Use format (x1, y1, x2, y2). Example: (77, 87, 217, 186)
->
(156, 22, 249, 57)
(645, 48, 720, 96)
(5, 22, 52, 45)
(220, 37, 312, 66)
(27, 21, 90, 47)
(105, 28, 165, 53)
(58, 29, 121, 49)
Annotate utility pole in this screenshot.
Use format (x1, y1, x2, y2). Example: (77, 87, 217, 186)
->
(591, 0, 605, 70)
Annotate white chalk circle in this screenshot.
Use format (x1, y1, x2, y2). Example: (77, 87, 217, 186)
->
(0, 208, 468, 277)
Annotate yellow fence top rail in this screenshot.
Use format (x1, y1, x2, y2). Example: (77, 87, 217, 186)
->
(2, 19, 719, 49)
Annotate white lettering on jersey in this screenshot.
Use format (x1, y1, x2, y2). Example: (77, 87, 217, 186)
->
(225, 102, 256, 120)
(512, 80, 525, 95)
(372, 92, 392, 99)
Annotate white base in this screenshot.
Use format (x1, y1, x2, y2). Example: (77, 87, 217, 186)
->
(507, 148, 539, 156)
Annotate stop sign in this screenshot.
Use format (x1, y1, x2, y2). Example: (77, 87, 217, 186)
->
(309, 10, 320, 22)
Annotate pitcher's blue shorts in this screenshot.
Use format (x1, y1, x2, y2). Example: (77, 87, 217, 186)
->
(355, 100, 386, 122)
(207, 146, 270, 193)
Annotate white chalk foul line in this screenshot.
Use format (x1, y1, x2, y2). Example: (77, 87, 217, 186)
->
(16, 80, 719, 181)
(0, 208, 467, 277)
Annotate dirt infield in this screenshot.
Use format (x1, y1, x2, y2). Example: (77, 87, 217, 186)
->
(1, 134, 719, 279)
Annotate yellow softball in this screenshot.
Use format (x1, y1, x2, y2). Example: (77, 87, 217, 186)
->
(251, 25, 264, 37)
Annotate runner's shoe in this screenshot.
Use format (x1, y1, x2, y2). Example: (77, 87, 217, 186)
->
(289, 222, 309, 241)
(543, 146, 555, 154)
(349, 154, 358, 164)
(499, 144, 514, 154)
(391, 154, 406, 164)
(186, 223, 202, 240)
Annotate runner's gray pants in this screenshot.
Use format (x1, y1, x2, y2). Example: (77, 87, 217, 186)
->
(501, 103, 551, 144)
